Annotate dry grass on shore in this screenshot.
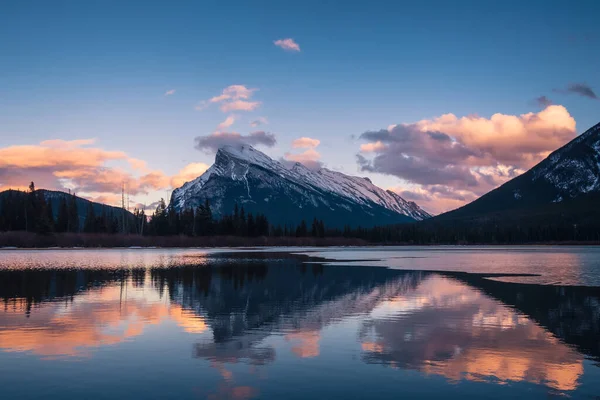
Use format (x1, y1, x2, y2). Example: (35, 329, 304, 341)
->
(0, 231, 368, 248)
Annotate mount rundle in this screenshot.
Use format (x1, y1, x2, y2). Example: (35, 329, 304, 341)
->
(170, 145, 431, 228)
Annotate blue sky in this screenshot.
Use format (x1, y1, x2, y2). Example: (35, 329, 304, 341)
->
(1, 0, 598, 213)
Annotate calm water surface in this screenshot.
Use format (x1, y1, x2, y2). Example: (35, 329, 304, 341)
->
(0, 247, 599, 399)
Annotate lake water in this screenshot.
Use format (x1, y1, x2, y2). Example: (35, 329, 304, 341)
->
(0, 247, 599, 399)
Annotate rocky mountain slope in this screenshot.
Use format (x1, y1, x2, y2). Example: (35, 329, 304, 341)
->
(438, 121, 600, 220)
(170, 145, 431, 228)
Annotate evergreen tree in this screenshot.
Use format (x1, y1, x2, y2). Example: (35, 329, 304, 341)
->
(247, 213, 256, 237)
(56, 197, 69, 233)
(68, 193, 79, 232)
(296, 220, 308, 237)
(83, 203, 96, 233)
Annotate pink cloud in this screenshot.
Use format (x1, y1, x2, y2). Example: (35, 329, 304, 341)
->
(216, 115, 237, 131)
(292, 137, 320, 149)
(220, 100, 261, 113)
(197, 85, 261, 114)
(164, 89, 176, 96)
(359, 105, 577, 214)
(211, 85, 257, 102)
(274, 38, 301, 52)
(284, 148, 322, 170)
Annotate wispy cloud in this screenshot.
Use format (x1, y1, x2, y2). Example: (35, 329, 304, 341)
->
(250, 117, 269, 127)
(164, 89, 176, 96)
(197, 85, 262, 113)
(274, 38, 301, 52)
(534, 96, 553, 107)
(216, 115, 237, 131)
(554, 83, 598, 100)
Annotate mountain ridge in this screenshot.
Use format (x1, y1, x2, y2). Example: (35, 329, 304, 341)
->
(171, 145, 431, 228)
(435, 120, 600, 221)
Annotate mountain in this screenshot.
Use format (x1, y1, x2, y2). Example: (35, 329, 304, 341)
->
(437, 121, 600, 221)
(170, 145, 431, 228)
(0, 189, 134, 231)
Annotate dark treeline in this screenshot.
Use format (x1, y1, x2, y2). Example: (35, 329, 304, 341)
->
(0, 183, 77, 234)
(144, 198, 325, 238)
(0, 183, 327, 239)
(0, 184, 139, 235)
(2, 183, 600, 245)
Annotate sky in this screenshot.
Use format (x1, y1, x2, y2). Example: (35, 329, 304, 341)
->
(1, 0, 599, 214)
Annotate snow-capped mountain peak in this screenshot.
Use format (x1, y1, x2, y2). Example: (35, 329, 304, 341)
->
(171, 145, 431, 227)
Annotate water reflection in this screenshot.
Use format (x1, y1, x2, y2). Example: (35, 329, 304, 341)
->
(360, 275, 584, 391)
(0, 252, 599, 398)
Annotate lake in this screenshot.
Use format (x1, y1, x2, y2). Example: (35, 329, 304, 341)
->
(0, 247, 599, 399)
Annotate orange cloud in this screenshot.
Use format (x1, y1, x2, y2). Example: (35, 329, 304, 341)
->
(414, 105, 576, 168)
(170, 162, 211, 188)
(359, 105, 577, 213)
(359, 141, 387, 153)
(0, 138, 205, 206)
(0, 140, 125, 169)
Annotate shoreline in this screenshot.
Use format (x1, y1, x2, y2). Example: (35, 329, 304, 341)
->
(1, 232, 600, 249)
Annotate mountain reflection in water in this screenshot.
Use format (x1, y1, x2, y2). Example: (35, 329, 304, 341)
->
(0, 251, 599, 399)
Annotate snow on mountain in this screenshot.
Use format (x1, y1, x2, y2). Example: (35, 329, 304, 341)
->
(531, 121, 600, 197)
(171, 145, 431, 227)
(439, 121, 600, 219)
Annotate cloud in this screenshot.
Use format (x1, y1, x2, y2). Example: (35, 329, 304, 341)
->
(555, 83, 598, 100)
(0, 139, 185, 206)
(358, 105, 576, 213)
(220, 100, 261, 113)
(170, 162, 210, 188)
(194, 131, 277, 153)
(198, 85, 262, 114)
(194, 101, 209, 111)
(250, 117, 269, 127)
(274, 38, 300, 52)
(359, 141, 387, 153)
(534, 96, 553, 107)
(164, 89, 176, 96)
(284, 136, 323, 170)
(210, 85, 257, 102)
(284, 148, 322, 170)
(216, 115, 237, 131)
(292, 137, 320, 149)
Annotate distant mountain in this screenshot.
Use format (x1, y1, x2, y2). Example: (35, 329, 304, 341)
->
(0, 189, 134, 230)
(170, 145, 431, 228)
(437, 121, 600, 221)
